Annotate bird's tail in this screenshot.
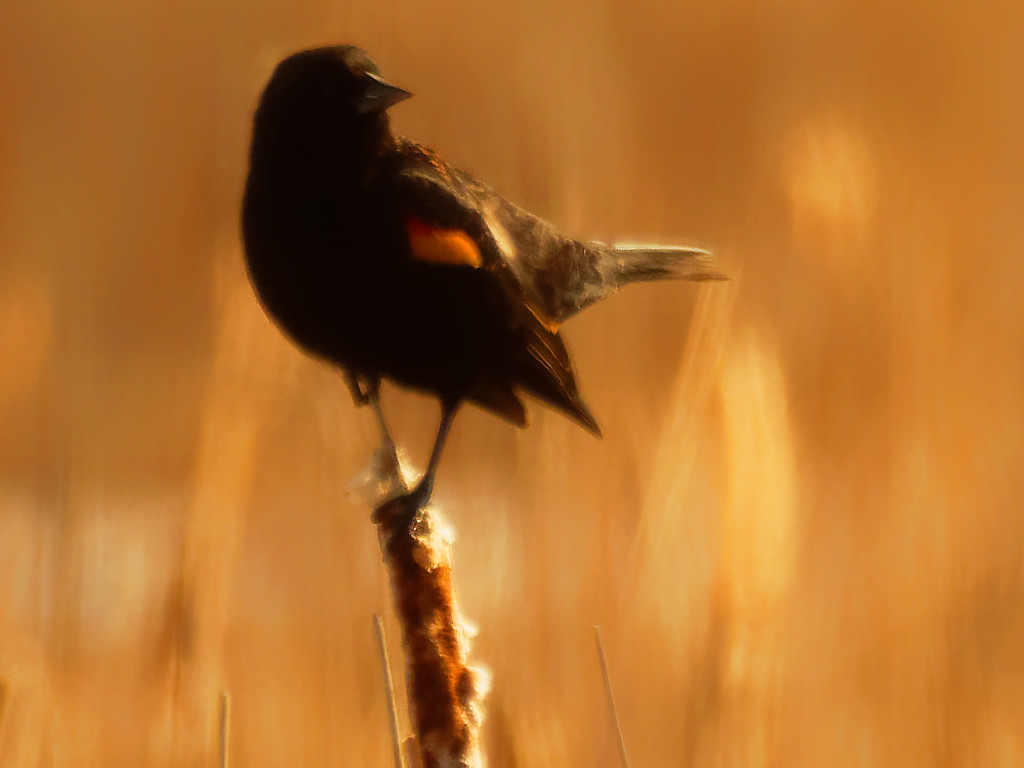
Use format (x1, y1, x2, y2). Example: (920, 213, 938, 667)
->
(606, 243, 726, 286)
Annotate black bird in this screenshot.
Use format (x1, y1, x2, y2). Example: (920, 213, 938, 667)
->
(242, 45, 721, 511)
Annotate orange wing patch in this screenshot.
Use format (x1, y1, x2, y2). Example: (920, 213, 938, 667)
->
(405, 216, 482, 268)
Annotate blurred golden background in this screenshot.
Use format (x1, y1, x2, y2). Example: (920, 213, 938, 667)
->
(1, 0, 1022, 765)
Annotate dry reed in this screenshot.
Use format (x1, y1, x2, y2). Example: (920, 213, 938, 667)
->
(365, 448, 488, 768)
(374, 613, 406, 768)
(594, 626, 631, 768)
(219, 691, 231, 768)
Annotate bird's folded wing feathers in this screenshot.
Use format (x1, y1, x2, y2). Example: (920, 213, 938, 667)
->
(389, 142, 723, 325)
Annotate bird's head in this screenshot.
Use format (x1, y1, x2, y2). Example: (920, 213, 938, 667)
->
(251, 46, 411, 165)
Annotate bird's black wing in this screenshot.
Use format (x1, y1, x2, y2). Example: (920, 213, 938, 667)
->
(382, 140, 600, 434)
(389, 142, 721, 327)
(382, 141, 599, 321)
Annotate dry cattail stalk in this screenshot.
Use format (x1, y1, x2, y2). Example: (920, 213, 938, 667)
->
(374, 614, 407, 768)
(594, 626, 631, 768)
(219, 691, 231, 768)
(360, 443, 488, 768)
(0, 676, 8, 747)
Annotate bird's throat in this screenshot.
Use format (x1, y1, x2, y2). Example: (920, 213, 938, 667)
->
(249, 109, 395, 195)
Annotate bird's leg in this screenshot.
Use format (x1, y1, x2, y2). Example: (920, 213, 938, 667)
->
(347, 372, 402, 493)
(400, 399, 460, 522)
(346, 370, 398, 468)
(365, 376, 398, 463)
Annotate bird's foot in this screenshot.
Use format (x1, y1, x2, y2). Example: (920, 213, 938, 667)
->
(405, 474, 433, 511)
(371, 474, 433, 532)
(394, 474, 434, 530)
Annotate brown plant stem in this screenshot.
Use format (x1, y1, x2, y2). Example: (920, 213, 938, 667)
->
(594, 626, 631, 768)
(374, 613, 407, 768)
(219, 691, 231, 768)
(372, 476, 486, 768)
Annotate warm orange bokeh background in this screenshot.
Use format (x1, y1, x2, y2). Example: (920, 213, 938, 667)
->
(1, 0, 1022, 765)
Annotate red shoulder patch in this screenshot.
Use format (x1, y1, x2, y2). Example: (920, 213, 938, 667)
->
(405, 216, 482, 268)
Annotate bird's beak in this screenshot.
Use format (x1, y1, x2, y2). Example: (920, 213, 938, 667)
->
(357, 72, 413, 115)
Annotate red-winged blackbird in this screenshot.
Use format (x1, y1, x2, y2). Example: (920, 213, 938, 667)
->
(242, 45, 721, 510)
